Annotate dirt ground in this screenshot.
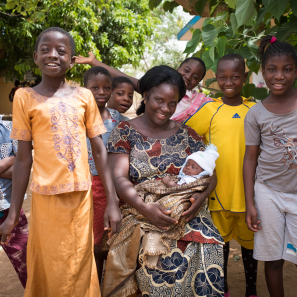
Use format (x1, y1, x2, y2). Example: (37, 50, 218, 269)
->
(1, 186, 296, 297)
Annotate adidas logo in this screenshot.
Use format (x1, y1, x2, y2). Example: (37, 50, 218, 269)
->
(232, 113, 241, 118)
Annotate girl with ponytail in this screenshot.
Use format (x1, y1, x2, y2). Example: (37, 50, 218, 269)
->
(244, 35, 297, 297)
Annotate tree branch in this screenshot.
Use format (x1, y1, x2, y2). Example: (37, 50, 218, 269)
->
(0, 11, 22, 17)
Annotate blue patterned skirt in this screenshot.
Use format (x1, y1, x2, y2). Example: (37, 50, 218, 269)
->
(136, 202, 224, 297)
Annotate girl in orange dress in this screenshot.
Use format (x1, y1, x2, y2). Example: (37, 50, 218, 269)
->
(0, 27, 121, 297)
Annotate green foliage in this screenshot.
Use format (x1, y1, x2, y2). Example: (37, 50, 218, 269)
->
(0, 0, 158, 83)
(183, 29, 201, 54)
(163, 1, 179, 12)
(195, 0, 208, 16)
(151, 0, 297, 100)
(141, 4, 188, 70)
(235, 0, 256, 27)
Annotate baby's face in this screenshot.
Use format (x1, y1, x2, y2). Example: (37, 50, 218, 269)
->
(183, 159, 203, 176)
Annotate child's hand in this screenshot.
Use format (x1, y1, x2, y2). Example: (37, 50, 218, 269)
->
(0, 215, 18, 245)
(104, 199, 122, 238)
(161, 176, 171, 184)
(74, 52, 96, 65)
(246, 204, 261, 232)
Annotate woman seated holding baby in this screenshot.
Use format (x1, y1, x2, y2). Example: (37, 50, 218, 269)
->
(103, 66, 224, 297)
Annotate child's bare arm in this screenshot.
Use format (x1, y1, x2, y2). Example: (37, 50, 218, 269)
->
(161, 176, 179, 188)
(0, 141, 32, 244)
(243, 145, 261, 232)
(75, 52, 140, 93)
(0, 165, 14, 179)
(0, 156, 15, 176)
(89, 136, 122, 236)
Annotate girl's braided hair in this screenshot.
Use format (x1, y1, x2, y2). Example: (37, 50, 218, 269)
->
(258, 35, 297, 68)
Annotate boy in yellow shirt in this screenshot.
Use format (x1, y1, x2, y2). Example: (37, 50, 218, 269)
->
(184, 54, 258, 297)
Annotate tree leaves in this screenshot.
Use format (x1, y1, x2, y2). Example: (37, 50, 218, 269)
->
(225, 0, 237, 10)
(183, 29, 201, 54)
(290, 0, 297, 16)
(149, 0, 162, 10)
(195, 0, 208, 16)
(242, 83, 256, 98)
(235, 0, 256, 27)
(0, 0, 158, 83)
(202, 24, 218, 46)
(262, 0, 289, 20)
(214, 36, 227, 57)
(254, 87, 268, 100)
(205, 77, 217, 87)
(163, 1, 179, 13)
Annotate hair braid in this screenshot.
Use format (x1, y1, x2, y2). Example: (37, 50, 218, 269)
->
(258, 35, 297, 68)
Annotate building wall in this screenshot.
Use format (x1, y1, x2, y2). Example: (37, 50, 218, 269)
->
(0, 77, 14, 115)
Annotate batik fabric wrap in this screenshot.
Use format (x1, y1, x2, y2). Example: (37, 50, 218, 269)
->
(105, 122, 224, 297)
(0, 208, 28, 288)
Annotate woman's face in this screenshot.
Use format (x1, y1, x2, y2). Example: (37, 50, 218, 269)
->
(177, 59, 204, 91)
(144, 83, 179, 126)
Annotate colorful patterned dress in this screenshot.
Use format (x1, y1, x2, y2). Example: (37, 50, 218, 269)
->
(106, 122, 224, 297)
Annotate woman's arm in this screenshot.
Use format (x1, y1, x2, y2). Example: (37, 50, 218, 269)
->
(243, 145, 261, 232)
(109, 153, 178, 230)
(182, 172, 217, 222)
(75, 52, 140, 93)
(89, 136, 122, 236)
(0, 141, 32, 244)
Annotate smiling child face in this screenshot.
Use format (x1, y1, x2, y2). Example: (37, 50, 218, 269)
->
(108, 82, 134, 113)
(86, 73, 112, 108)
(34, 31, 74, 78)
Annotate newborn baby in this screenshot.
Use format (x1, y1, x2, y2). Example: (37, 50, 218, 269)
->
(162, 144, 219, 188)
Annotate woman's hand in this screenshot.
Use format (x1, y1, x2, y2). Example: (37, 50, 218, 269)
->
(182, 192, 205, 222)
(74, 52, 96, 65)
(246, 203, 261, 232)
(104, 198, 122, 237)
(141, 203, 178, 230)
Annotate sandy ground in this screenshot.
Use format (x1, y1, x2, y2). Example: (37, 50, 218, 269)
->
(1, 185, 296, 297)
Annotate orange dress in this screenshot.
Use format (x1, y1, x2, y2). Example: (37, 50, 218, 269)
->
(11, 87, 106, 297)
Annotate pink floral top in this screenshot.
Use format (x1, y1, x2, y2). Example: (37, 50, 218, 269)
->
(171, 90, 212, 123)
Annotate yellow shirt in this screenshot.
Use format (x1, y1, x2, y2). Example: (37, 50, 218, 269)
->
(11, 87, 106, 195)
(184, 98, 255, 212)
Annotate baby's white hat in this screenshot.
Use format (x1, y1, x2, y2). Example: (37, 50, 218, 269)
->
(187, 144, 219, 176)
